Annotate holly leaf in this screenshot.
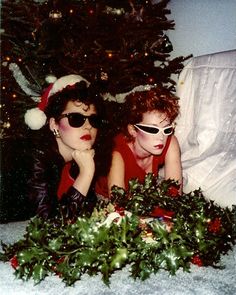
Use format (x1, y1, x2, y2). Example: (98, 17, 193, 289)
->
(32, 264, 47, 283)
(48, 238, 63, 251)
(110, 248, 128, 269)
(18, 250, 35, 264)
(76, 249, 99, 267)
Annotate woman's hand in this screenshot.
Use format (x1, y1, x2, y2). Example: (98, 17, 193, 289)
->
(72, 149, 95, 196)
(72, 149, 95, 175)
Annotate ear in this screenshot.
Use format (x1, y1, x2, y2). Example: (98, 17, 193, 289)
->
(49, 117, 58, 132)
(127, 124, 137, 138)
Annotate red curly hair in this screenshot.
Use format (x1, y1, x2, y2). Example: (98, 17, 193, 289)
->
(121, 87, 180, 139)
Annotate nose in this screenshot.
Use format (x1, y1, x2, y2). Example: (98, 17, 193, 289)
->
(83, 118, 92, 129)
(157, 130, 165, 140)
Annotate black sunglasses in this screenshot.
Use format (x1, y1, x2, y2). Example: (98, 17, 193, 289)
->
(59, 113, 102, 128)
(134, 124, 174, 135)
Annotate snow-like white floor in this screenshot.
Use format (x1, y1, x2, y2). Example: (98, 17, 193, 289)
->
(0, 220, 235, 295)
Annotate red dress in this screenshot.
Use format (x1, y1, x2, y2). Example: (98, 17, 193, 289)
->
(95, 133, 172, 198)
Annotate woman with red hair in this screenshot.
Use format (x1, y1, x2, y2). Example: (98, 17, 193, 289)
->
(96, 87, 182, 198)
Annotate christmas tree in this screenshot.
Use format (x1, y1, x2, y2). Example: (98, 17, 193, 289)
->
(1, 0, 191, 138)
(0, 0, 190, 221)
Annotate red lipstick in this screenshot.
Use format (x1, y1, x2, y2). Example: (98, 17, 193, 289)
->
(80, 134, 91, 140)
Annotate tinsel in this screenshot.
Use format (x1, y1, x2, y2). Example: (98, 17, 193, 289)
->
(0, 174, 235, 286)
(103, 84, 154, 103)
(8, 63, 41, 99)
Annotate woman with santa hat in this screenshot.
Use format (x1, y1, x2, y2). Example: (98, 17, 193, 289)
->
(24, 74, 111, 221)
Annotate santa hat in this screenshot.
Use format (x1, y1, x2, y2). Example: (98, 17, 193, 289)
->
(24, 74, 89, 130)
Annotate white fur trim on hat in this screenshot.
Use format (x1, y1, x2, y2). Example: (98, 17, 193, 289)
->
(24, 74, 89, 130)
(24, 107, 47, 130)
(48, 74, 90, 97)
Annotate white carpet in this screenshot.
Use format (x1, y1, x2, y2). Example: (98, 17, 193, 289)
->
(0, 221, 236, 295)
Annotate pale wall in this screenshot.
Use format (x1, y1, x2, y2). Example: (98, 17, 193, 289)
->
(167, 0, 236, 58)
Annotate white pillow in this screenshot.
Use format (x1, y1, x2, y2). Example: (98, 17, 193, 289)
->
(175, 50, 236, 208)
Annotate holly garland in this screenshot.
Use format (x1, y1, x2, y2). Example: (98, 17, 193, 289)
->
(0, 174, 235, 286)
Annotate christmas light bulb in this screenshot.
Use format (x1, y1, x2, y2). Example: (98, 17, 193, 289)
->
(49, 10, 62, 19)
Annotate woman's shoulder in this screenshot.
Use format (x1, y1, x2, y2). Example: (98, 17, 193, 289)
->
(167, 135, 180, 152)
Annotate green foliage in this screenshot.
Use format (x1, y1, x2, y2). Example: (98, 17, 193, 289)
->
(1, 174, 235, 286)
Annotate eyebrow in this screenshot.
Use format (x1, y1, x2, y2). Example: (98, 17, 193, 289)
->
(140, 122, 171, 127)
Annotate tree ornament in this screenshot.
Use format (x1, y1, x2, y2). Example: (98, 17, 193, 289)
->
(49, 10, 62, 20)
(105, 7, 125, 15)
(161, 35, 173, 53)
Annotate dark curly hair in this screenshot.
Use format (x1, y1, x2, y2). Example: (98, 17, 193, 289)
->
(121, 87, 180, 140)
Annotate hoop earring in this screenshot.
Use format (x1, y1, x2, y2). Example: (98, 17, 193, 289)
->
(53, 129, 60, 138)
